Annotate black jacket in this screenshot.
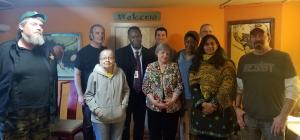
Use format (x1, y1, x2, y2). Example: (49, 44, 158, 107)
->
(0, 40, 58, 127)
(115, 45, 155, 93)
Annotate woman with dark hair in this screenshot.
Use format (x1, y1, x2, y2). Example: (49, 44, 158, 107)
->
(189, 35, 238, 140)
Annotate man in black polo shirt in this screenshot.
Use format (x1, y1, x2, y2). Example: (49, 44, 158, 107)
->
(74, 24, 106, 140)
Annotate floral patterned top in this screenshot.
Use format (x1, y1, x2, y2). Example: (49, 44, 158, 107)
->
(142, 61, 183, 113)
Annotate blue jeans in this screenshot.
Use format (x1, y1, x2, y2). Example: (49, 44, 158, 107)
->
(241, 114, 285, 140)
(92, 121, 124, 140)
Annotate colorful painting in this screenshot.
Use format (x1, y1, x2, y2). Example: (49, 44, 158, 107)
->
(45, 33, 80, 80)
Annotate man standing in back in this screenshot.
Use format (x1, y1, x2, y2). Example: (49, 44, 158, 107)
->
(199, 24, 213, 40)
(149, 27, 177, 62)
(74, 24, 106, 140)
(149, 27, 168, 55)
(115, 26, 155, 140)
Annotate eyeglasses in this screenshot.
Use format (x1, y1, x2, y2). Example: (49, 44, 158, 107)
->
(100, 57, 114, 60)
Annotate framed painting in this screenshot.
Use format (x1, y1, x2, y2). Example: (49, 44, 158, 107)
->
(45, 33, 81, 80)
(227, 18, 275, 65)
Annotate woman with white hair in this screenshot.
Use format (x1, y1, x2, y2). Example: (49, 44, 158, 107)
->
(142, 43, 183, 140)
(84, 49, 129, 140)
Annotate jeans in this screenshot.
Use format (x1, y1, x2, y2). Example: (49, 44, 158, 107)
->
(92, 121, 125, 140)
(241, 114, 285, 140)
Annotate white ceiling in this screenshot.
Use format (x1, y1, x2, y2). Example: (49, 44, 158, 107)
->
(0, 0, 300, 9)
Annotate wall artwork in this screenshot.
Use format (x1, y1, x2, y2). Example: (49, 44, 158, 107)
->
(45, 33, 81, 80)
(227, 18, 274, 65)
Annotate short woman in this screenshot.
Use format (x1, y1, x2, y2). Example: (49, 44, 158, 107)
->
(142, 43, 183, 140)
(85, 49, 129, 140)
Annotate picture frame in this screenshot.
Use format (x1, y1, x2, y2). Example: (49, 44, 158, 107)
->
(227, 18, 275, 65)
(45, 33, 81, 80)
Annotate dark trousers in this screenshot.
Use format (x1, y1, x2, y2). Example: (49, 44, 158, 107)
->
(191, 135, 228, 140)
(3, 107, 50, 140)
(122, 92, 146, 140)
(147, 109, 180, 140)
(82, 104, 95, 140)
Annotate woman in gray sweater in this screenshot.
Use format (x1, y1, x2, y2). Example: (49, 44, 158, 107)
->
(84, 49, 129, 140)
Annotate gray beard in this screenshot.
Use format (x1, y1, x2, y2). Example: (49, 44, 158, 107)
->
(21, 32, 45, 46)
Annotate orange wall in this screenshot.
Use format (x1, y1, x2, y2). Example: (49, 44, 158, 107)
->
(0, 6, 224, 51)
(1, 2, 300, 119)
(282, 2, 300, 74)
(0, 6, 224, 119)
(224, 2, 300, 74)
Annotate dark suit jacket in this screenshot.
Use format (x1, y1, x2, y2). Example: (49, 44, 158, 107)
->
(115, 45, 155, 93)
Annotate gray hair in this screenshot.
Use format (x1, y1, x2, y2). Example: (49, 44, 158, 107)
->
(155, 43, 171, 56)
(99, 48, 115, 59)
(17, 18, 30, 39)
(19, 18, 30, 27)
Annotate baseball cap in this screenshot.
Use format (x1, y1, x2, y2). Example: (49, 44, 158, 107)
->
(19, 11, 47, 23)
(250, 24, 269, 35)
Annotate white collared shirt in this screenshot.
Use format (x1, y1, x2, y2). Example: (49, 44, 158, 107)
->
(131, 45, 143, 73)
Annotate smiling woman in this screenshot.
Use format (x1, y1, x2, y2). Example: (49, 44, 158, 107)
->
(99, 49, 115, 73)
(84, 48, 129, 140)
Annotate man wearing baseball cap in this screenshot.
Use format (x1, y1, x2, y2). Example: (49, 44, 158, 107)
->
(0, 11, 58, 139)
(234, 24, 300, 140)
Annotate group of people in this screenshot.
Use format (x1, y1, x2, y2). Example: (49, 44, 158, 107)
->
(0, 10, 299, 140)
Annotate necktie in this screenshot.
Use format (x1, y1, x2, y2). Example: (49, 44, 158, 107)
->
(133, 51, 142, 93)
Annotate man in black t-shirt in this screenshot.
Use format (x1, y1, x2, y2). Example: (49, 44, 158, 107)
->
(74, 24, 105, 140)
(235, 24, 300, 140)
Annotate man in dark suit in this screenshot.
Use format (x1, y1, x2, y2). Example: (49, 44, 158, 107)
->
(115, 26, 155, 140)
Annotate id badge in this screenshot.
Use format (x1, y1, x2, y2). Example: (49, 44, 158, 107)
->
(134, 70, 139, 79)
